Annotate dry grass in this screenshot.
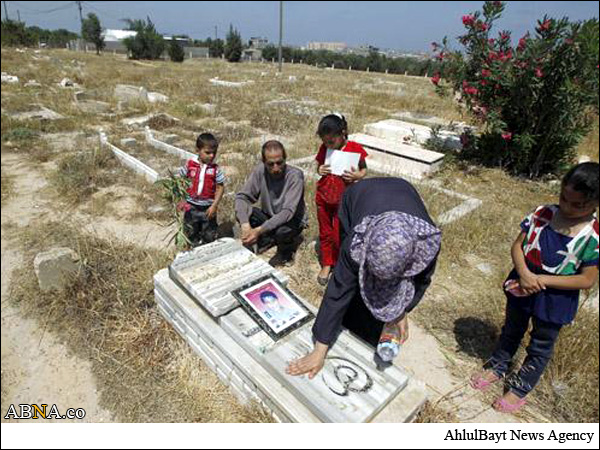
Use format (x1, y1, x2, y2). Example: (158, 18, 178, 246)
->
(414, 401, 459, 423)
(1, 168, 15, 205)
(7, 221, 272, 423)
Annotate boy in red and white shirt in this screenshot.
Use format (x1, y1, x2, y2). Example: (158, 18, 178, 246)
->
(179, 133, 226, 247)
(315, 114, 368, 285)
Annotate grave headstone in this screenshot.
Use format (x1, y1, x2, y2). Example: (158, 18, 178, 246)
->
(115, 84, 149, 103)
(34, 248, 81, 292)
(168, 239, 289, 317)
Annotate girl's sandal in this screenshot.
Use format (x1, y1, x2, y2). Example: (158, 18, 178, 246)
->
(470, 371, 501, 391)
(493, 396, 527, 414)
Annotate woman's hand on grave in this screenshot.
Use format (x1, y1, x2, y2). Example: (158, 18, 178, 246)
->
(396, 315, 409, 344)
(286, 343, 328, 379)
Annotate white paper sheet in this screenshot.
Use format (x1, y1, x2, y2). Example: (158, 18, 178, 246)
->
(325, 149, 361, 176)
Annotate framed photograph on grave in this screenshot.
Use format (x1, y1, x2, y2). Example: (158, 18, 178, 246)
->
(232, 276, 313, 341)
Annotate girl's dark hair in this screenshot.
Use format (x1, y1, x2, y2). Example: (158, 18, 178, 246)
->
(196, 133, 219, 150)
(562, 162, 599, 202)
(317, 114, 348, 138)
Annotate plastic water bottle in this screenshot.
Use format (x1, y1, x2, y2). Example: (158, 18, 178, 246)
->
(377, 324, 401, 363)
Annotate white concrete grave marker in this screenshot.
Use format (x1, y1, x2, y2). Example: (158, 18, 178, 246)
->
(168, 239, 289, 317)
(154, 239, 423, 422)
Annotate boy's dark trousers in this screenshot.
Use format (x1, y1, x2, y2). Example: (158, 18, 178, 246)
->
(249, 207, 303, 257)
(486, 302, 563, 398)
(184, 204, 218, 247)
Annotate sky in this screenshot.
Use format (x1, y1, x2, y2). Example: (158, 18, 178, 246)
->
(1, 1, 598, 52)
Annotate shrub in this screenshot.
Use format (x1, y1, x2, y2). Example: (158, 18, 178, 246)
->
(432, 1, 599, 178)
(224, 25, 243, 63)
(168, 37, 185, 63)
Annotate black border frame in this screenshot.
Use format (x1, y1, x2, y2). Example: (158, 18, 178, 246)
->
(232, 275, 314, 341)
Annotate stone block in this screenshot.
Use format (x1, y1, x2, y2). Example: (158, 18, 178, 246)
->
(120, 138, 137, 148)
(1, 73, 19, 84)
(114, 84, 149, 103)
(148, 92, 169, 104)
(34, 248, 81, 292)
(10, 106, 65, 121)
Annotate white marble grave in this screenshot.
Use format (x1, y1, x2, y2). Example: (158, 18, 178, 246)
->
(155, 239, 426, 422)
(364, 119, 462, 150)
(350, 133, 445, 179)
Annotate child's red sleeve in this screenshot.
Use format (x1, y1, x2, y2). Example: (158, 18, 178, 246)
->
(359, 146, 368, 164)
(315, 144, 327, 165)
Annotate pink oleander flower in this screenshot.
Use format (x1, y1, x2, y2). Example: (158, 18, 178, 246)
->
(478, 22, 490, 32)
(431, 73, 441, 85)
(538, 19, 552, 32)
(463, 82, 479, 96)
(502, 132, 513, 141)
(481, 69, 492, 78)
(535, 67, 544, 78)
(462, 15, 476, 27)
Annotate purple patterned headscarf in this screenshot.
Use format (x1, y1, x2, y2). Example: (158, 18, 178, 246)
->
(350, 211, 442, 322)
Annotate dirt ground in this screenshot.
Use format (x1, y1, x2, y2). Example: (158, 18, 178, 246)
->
(1, 152, 113, 423)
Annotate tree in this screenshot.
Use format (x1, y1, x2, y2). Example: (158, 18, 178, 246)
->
(1, 20, 37, 47)
(81, 13, 105, 55)
(168, 37, 185, 63)
(122, 17, 165, 60)
(432, 1, 599, 178)
(209, 38, 225, 58)
(224, 25, 242, 62)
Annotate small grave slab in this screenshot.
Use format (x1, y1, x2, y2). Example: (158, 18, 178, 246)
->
(168, 239, 290, 317)
(10, 105, 65, 121)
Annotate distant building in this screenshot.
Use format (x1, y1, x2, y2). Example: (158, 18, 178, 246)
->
(102, 29, 137, 53)
(243, 36, 269, 61)
(307, 42, 348, 52)
(249, 37, 269, 50)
